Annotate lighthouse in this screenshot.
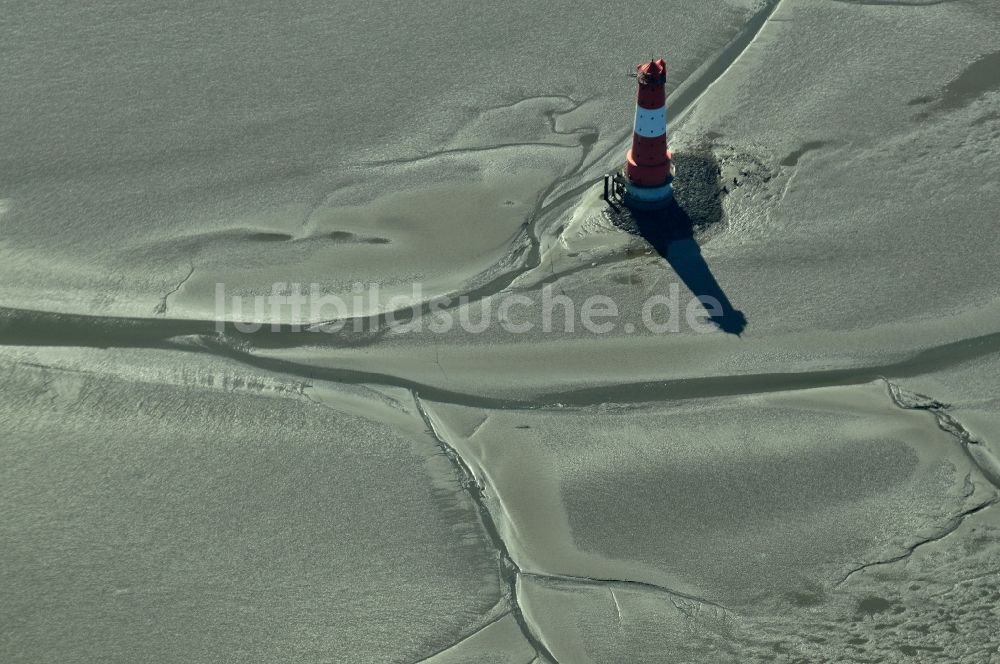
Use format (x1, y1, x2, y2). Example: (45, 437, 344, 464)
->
(618, 58, 675, 210)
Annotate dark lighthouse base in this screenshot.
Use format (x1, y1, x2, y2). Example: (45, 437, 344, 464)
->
(603, 170, 675, 211)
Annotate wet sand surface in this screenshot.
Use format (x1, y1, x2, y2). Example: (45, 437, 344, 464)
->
(2, 0, 1000, 662)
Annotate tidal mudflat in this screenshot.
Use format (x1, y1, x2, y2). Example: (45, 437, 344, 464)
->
(2, 0, 999, 662)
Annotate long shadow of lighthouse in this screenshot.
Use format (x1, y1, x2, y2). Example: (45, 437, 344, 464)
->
(620, 150, 747, 336)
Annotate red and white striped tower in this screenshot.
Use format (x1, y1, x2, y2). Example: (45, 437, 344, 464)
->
(623, 58, 674, 209)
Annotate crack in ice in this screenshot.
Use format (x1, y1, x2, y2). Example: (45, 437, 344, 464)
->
(413, 393, 741, 660)
(609, 589, 623, 628)
(153, 263, 195, 316)
(884, 378, 1000, 490)
(836, 497, 997, 587)
(413, 393, 560, 664)
(407, 611, 513, 664)
(519, 571, 733, 618)
(836, 378, 1000, 587)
